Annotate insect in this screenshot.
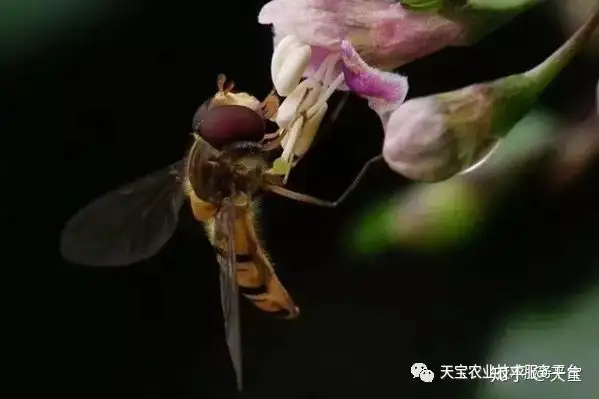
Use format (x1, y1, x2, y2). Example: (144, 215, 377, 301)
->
(59, 74, 380, 390)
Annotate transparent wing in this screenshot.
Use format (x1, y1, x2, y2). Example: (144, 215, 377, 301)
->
(214, 199, 242, 391)
(60, 161, 186, 267)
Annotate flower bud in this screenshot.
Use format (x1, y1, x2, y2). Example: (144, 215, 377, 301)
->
(352, 109, 559, 255)
(382, 4, 599, 182)
(382, 85, 497, 181)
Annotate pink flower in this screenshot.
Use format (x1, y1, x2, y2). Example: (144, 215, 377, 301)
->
(268, 32, 409, 118)
(259, 0, 460, 177)
(269, 36, 409, 177)
(258, 0, 465, 71)
(381, 5, 599, 182)
(381, 85, 500, 182)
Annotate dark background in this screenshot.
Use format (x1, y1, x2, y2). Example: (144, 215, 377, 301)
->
(4, 1, 598, 398)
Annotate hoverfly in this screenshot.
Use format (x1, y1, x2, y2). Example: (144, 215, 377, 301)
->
(60, 74, 379, 390)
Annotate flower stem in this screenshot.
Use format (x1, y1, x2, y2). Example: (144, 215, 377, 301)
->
(525, 2, 599, 95)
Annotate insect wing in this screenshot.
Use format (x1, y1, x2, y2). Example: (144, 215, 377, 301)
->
(60, 161, 186, 267)
(214, 200, 242, 390)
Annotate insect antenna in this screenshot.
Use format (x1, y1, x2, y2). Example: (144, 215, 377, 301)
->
(262, 154, 384, 207)
(217, 73, 235, 93)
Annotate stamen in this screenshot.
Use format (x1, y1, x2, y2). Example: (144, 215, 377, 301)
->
(276, 80, 320, 127)
(292, 103, 327, 157)
(321, 54, 341, 88)
(281, 115, 304, 161)
(282, 112, 307, 184)
(307, 73, 345, 119)
(261, 88, 312, 151)
(310, 53, 341, 84)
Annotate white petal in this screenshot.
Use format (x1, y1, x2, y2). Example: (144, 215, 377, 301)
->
(274, 43, 311, 96)
(293, 102, 328, 156)
(271, 35, 298, 87)
(280, 114, 305, 160)
(275, 79, 321, 128)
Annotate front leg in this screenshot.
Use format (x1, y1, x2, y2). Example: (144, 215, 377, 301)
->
(262, 154, 384, 208)
(260, 88, 280, 121)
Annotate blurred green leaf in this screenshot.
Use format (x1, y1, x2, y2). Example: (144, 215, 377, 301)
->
(444, 0, 546, 45)
(400, 0, 444, 12)
(348, 109, 559, 256)
(349, 180, 481, 255)
(0, 0, 114, 64)
(465, 0, 545, 12)
(480, 107, 557, 172)
(476, 285, 599, 398)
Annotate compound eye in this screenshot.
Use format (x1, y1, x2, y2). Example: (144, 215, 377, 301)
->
(192, 99, 212, 132)
(196, 105, 265, 149)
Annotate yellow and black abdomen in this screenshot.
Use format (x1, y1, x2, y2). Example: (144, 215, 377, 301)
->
(189, 191, 299, 319)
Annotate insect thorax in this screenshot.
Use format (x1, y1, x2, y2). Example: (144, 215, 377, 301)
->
(186, 140, 267, 206)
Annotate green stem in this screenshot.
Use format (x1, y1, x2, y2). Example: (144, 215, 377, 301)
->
(525, 1, 599, 95)
(442, 0, 544, 46)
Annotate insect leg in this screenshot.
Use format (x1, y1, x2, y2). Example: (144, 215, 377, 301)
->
(262, 154, 384, 207)
(260, 88, 280, 120)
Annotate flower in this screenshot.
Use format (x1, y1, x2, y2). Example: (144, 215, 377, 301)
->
(268, 35, 409, 180)
(258, 0, 546, 178)
(382, 4, 599, 182)
(261, 1, 456, 177)
(382, 84, 499, 181)
(259, 0, 465, 70)
(266, 35, 410, 179)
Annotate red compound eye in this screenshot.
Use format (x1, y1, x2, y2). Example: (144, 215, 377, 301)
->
(195, 105, 265, 149)
(192, 99, 211, 131)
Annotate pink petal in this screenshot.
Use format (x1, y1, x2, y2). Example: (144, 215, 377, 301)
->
(351, 4, 464, 69)
(303, 46, 349, 90)
(259, 0, 344, 49)
(340, 40, 408, 114)
(259, 0, 465, 69)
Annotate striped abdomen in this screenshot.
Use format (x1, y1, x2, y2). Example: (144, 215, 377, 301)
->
(189, 193, 299, 319)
